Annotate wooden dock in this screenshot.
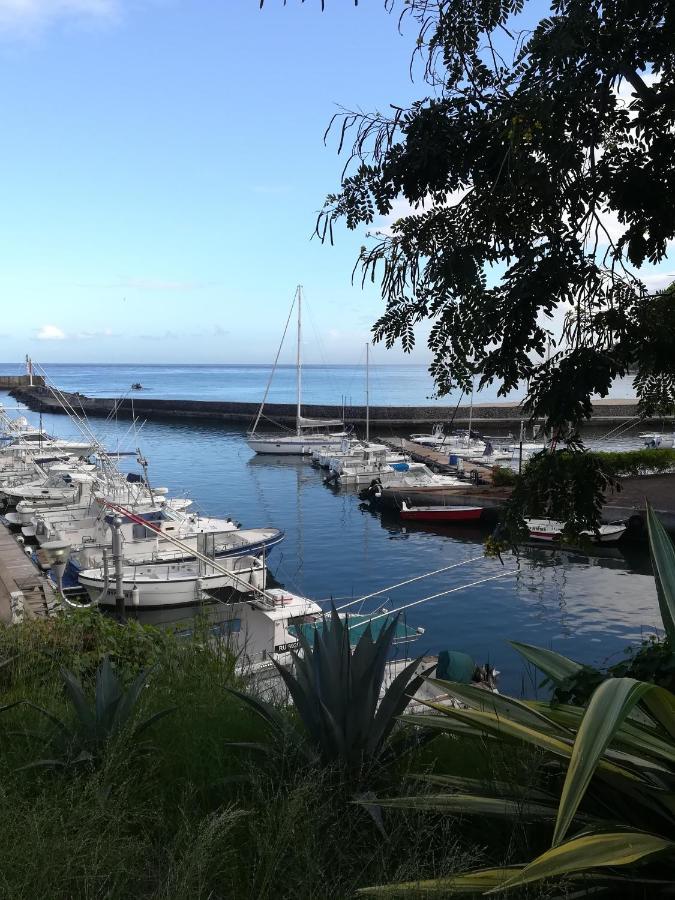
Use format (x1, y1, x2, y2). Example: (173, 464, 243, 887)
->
(378, 436, 496, 482)
(0, 524, 57, 624)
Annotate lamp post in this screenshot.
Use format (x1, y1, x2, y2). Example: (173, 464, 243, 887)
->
(110, 515, 126, 623)
(40, 539, 72, 598)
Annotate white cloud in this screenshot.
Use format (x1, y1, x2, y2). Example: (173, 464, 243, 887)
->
(75, 327, 116, 339)
(35, 323, 66, 340)
(0, 0, 119, 35)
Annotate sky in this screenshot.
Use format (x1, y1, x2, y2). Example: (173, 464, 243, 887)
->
(0, 0, 673, 368)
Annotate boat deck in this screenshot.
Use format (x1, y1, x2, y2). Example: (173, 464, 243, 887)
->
(0, 523, 56, 623)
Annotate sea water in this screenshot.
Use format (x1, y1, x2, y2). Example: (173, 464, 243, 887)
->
(0, 361, 638, 407)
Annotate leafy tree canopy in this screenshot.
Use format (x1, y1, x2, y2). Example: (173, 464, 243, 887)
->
(273, 0, 675, 432)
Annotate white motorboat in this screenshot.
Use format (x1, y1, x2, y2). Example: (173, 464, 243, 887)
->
(641, 432, 674, 449)
(6, 474, 175, 528)
(524, 518, 627, 544)
(78, 555, 266, 608)
(0, 431, 95, 457)
(69, 521, 283, 571)
(327, 447, 411, 485)
(219, 589, 422, 675)
(247, 287, 347, 455)
(312, 439, 377, 469)
(29, 496, 194, 544)
(2, 466, 97, 506)
(375, 462, 466, 491)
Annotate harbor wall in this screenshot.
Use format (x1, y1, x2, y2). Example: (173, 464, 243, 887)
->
(7, 385, 668, 430)
(0, 375, 44, 389)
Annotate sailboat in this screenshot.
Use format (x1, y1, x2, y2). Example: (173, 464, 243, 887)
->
(247, 286, 349, 455)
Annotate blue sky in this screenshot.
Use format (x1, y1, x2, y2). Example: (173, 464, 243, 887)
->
(0, 0, 673, 367)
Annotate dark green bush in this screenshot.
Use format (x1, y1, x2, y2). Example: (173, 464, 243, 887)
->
(491, 465, 517, 487)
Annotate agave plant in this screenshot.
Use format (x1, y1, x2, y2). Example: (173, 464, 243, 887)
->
(359, 505, 675, 895)
(230, 607, 431, 773)
(23, 656, 175, 770)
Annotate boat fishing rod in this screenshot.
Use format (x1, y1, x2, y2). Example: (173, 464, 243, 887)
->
(31, 362, 114, 476)
(347, 569, 517, 629)
(334, 555, 487, 612)
(102, 500, 279, 606)
(31, 363, 149, 488)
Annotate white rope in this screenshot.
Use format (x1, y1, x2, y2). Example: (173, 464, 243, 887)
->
(335, 554, 487, 612)
(348, 569, 517, 629)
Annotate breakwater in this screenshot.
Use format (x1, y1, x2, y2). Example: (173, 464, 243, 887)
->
(0, 375, 44, 389)
(8, 385, 661, 430)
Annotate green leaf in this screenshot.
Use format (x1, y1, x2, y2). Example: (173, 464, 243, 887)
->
(411, 701, 644, 786)
(95, 656, 123, 733)
(408, 773, 555, 803)
(641, 683, 675, 741)
(494, 831, 675, 893)
(60, 667, 96, 737)
(428, 679, 571, 735)
(371, 793, 568, 822)
(356, 868, 518, 895)
(646, 502, 675, 642)
(112, 667, 151, 736)
(553, 678, 657, 845)
(509, 641, 583, 685)
(370, 658, 429, 754)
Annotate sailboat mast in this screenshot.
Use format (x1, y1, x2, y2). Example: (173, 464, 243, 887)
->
(467, 375, 474, 447)
(365, 342, 370, 443)
(296, 285, 302, 437)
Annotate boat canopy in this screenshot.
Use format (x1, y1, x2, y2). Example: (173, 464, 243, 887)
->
(297, 416, 344, 429)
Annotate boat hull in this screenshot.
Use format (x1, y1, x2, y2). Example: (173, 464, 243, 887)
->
(525, 519, 627, 544)
(78, 558, 264, 608)
(400, 506, 483, 522)
(247, 436, 347, 456)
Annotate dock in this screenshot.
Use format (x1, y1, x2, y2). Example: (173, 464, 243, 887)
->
(379, 436, 496, 482)
(0, 523, 57, 623)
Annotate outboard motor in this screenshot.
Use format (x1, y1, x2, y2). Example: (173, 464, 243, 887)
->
(358, 478, 382, 503)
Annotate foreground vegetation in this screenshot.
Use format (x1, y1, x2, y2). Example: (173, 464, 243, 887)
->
(3, 504, 675, 897)
(0, 611, 483, 899)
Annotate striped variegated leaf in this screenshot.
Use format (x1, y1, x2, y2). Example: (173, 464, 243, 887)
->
(496, 831, 674, 892)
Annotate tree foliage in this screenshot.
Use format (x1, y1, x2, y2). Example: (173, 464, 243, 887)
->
(305, 0, 675, 430)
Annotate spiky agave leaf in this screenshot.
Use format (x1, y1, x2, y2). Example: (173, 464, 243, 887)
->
(95, 657, 124, 738)
(646, 502, 675, 643)
(264, 607, 426, 769)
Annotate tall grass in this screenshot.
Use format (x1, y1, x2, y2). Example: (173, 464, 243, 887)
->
(0, 610, 488, 899)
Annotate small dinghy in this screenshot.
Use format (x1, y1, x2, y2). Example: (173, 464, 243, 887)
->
(400, 500, 483, 523)
(525, 518, 627, 544)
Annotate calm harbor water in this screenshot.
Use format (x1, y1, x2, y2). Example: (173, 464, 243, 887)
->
(1, 370, 660, 697)
(1, 361, 638, 407)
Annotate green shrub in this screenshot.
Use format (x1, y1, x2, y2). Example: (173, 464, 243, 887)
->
(589, 446, 675, 477)
(491, 465, 517, 487)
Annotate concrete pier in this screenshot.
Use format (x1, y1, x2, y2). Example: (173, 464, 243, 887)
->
(0, 375, 44, 389)
(0, 523, 56, 623)
(9, 385, 669, 430)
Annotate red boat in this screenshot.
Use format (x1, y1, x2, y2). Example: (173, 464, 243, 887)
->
(399, 501, 483, 522)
